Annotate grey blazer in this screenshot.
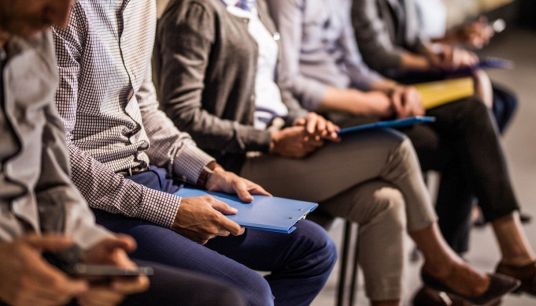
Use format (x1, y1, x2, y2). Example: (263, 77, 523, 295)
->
(156, 0, 307, 172)
(0, 32, 111, 248)
(352, 0, 425, 74)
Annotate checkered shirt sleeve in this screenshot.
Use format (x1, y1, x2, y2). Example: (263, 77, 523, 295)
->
(52, 0, 214, 227)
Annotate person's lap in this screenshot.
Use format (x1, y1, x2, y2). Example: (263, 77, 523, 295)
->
(94, 209, 333, 306)
(93, 167, 336, 306)
(62, 259, 246, 306)
(240, 129, 406, 202)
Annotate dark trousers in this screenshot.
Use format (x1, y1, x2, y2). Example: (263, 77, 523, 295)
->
(491, 83, 518, 134)
(94, 167, 337, 306)
(123, 260, 246, 306)
(400, 97, 519, 253)
(396, 73, 518, 253)
(0, 260, 245, 306)
(78, 260, 245, 306)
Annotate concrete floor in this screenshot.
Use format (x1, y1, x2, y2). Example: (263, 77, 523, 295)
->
(311, 27, 536, 306)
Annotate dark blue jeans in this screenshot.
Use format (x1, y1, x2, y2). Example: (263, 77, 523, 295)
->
(60, 260, 246, 306)
(124, 260, 246, 306)
(94, 167, 336, 306)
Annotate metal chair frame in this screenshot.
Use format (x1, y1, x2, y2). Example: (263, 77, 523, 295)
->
(336, 220, 360, 306)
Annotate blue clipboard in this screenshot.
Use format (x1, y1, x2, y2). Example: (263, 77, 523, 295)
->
(173, 187, 318, 234)
(443, 58, 513, 75)
(476, 58, 513, 70)
(338, 116, 436, 136)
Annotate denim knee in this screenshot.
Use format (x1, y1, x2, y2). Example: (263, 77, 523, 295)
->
(241, 271, 274, 306)
(218, 286, 248, 306)
(294, 220, 337, 274)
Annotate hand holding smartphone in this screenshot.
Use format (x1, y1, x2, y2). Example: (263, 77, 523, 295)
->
(43, 245, 153, 284)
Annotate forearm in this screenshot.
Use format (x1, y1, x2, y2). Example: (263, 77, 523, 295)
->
(400, 51, 431, 71)
(165, 104, 272, 154)
(369, 78, 398, 93)
(317, 87, 382, 117)
(67, 142, 181, 228)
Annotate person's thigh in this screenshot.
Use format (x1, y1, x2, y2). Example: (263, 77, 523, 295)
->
(206, 219, 336, 306)
(122, 260, 246, 306)
(240, 129, 406, 202)
(206, 220, 335, 271)
(398, 124, 452, 172)
(93, 210, 274, 306)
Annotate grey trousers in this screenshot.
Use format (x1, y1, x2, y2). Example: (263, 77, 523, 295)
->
(240, 129, 437, 301)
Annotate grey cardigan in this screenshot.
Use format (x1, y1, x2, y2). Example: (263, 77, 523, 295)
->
(351, 0, 425, 75)
(156, 0, 307, 172)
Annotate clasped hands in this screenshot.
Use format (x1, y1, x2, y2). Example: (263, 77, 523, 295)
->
(173, 113, 339, 244)
(270, 112, 340, 158)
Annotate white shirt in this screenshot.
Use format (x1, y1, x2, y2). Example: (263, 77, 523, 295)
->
(223, 1, 289, 129)
(414, 0, 447, 39)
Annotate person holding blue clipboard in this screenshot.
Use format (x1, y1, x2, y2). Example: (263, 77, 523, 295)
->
(156, 0, 519, 305)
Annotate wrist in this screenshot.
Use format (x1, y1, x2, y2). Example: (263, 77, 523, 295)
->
(196, 161, 220, 188)
(269, 130, 281, 153)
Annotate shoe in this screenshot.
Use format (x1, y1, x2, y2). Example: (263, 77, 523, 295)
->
(496, 261, 536, 295)
(421, 271, 520, 305)
(412, 286, 502, 306)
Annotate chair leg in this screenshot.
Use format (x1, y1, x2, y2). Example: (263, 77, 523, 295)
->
(336, 221, 353, 306)
(348, 225, 360, 306)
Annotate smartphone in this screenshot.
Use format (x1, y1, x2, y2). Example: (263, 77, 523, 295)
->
(69, 264, 153, 284)
(42, 248, 153, 283)
(71, 263, 154, 278)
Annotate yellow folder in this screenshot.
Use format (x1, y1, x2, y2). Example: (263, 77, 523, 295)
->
(414, 77, 475, 110)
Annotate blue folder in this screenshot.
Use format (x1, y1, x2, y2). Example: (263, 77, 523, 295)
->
(338, 116, 436, 136)
(174, 187, 318, 234)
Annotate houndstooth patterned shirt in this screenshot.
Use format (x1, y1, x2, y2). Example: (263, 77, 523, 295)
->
(53, 0, 214, 227)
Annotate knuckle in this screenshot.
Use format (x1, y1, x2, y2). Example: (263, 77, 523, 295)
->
(208, 226, 219, 235)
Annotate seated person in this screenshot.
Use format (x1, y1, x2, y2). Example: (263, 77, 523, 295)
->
(350, 0, 522, 250)
(0, 0, 245, 306)
(52, 1, 336, 305)
(155, 0, 519, 305)
(352, 0, 517, 133)
(269, 0, 536, 298)
(414, 0, 495, 50)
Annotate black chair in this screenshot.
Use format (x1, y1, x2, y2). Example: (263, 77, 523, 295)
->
(307, 210, 361, 306)
(336, 220, 360, 306)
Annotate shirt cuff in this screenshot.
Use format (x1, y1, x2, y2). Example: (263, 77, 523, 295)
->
(139, 186, 183, 228)
(172, 143, 215, 184)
